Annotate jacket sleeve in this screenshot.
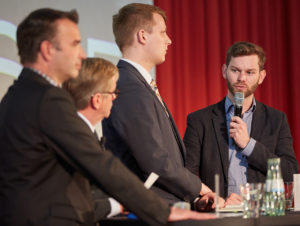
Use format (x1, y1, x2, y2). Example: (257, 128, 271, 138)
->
(39, 87, 170, 226)
(247, 111, 298, 181)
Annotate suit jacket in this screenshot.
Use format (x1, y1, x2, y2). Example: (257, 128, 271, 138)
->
(0, 68, 169, 226)
(91, 185, 111, 220)
(183, 98, 299, 198)
(102, 60, 202, 204)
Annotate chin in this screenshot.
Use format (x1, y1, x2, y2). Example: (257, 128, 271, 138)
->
(72, 70, 80, 78)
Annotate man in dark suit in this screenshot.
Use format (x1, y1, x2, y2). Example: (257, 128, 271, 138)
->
(102, 3, 224, 208)
(184, 41, 299, 201)
(63, 57, 122, 220)
(0, 8, 215, 226)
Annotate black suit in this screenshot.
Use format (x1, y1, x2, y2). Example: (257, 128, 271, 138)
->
(0, 68, 169, 226)
(102, 60, 202, 204)
(183, 98, 299, 198)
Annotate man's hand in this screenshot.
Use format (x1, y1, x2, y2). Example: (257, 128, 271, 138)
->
(199, 183, 213, 196)
(230, 116, 250, 149)
(168, 207, 216, 221)
(225, 193, 242, 206)
(195, 192, 225, 212)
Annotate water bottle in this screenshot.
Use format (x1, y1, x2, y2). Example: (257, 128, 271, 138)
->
(264, 158, 273, 215)
(265, 158, 285, 216)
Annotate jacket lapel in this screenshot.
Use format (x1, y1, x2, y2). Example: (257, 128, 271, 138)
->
(212, 99, 229, 184)
(118, 60, 155, 96)
(250, 101, 265, 141)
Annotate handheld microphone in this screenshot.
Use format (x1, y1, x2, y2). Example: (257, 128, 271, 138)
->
(234, 92, 244, 118)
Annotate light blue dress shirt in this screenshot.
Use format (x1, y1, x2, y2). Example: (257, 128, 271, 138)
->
(225, 96, 257, 195)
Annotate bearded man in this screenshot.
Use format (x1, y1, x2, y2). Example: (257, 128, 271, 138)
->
(183, 41, 298, 201)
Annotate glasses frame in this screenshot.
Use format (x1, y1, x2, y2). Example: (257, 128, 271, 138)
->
(95, 89, 120, 98)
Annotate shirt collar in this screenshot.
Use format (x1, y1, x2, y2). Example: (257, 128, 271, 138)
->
(77, 112, 95, 132)
(26, 67, 61, 87)
(225, 96, 256, 114)
(121, 58, 153, 85)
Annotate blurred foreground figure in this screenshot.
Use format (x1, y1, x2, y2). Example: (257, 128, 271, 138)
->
(0, 8, 215, 226)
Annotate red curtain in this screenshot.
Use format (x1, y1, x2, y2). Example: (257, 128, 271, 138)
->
(154, 0, 300, 165)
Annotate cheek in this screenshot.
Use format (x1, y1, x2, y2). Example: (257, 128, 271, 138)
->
(226, 73, 235, 82)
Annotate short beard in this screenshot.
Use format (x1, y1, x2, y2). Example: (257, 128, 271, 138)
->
(226, 79, 259, 98)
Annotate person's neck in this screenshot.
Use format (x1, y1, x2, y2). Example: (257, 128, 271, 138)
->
(24, 62, 63, 86)
(122, 51, 154, 72)
(227, 92, 254, 114)
(78, 108, 100, 126)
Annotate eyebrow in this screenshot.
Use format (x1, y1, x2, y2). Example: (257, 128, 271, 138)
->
(72, 39, 81, 45)
(230, 66, 257, 71)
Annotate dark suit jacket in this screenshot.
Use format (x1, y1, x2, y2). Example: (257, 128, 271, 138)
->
(0, 68, 169, 226)
(183, 98, 299, 198)
(102, 60, 202, 204)
(91, 185, 111, 220)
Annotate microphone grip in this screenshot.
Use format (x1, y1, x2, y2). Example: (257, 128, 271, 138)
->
(233, 105, 242, 148)
(234, 105, 242, 118)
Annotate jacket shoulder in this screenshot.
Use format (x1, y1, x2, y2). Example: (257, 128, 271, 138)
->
(187, 99, 225, 120)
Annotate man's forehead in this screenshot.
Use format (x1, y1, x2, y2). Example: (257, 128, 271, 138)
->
(229, 55, 259, 67)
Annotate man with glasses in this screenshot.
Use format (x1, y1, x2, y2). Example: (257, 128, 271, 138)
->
(63, 57, 122, 220)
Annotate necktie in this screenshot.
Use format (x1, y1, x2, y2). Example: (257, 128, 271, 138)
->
(93, 130, 99, 140)
(94, 130, 107, 150)
(150, 79, 169, 117)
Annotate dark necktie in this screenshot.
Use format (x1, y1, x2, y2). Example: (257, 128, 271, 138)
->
(93, 130, 99, 140)
(93, 130, 106, 150)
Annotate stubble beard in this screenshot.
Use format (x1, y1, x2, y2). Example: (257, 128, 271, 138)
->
(226, 79, 259, 98)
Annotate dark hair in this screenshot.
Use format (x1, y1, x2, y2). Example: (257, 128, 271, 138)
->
(63, 58, 119, 110)
(113, 3, 166, 52)
(226, 41, 266, 71)
(17, 8, 78, 64)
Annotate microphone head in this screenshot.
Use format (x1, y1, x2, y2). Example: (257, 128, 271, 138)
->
(234, 92, 244, 107)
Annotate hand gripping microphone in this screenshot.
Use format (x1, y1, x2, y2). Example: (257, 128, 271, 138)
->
(234, 92, 244, 118)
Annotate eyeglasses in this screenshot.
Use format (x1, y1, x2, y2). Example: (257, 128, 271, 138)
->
(99, 89, 120, 98)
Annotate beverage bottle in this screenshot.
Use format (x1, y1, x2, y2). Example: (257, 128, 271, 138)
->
(264, 158, 273, 215)
(267, 158, 286, 216)
(273, 158, 285, 215)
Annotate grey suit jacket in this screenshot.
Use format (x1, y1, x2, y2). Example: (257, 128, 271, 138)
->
(102, 60, 202, 204)
(184, 98, 299, 198)
(0, 68, 169, 226)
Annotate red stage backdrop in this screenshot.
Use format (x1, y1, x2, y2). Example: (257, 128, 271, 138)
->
(154, 0, 300, 166)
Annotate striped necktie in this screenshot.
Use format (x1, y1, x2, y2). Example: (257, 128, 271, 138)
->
(150, 80, 169, 117)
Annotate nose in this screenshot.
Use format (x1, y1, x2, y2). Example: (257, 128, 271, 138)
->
(238, 71, 247, 82)
(166, 34, 172, 45)
(80, 46, 86, 59)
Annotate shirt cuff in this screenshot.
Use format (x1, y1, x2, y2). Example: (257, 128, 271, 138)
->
(107, 198, 122, 218)
(241, 138, 256, 157)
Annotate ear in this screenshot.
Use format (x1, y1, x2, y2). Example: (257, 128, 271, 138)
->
(222, 64, 227, 79)
(258, 69, 266, 85)
(40, 40, 55, 62)
(137, 29, 147, 45)
(91, 93, 102, 110)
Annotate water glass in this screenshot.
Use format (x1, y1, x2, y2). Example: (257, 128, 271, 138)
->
(285, 182, 294, 210)
(240, 183, 264, 218)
